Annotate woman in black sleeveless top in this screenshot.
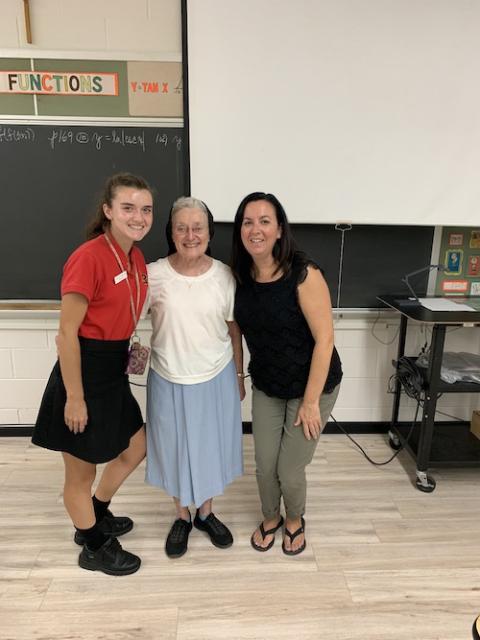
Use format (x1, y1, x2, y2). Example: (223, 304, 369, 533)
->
(232, 192, 342, 555)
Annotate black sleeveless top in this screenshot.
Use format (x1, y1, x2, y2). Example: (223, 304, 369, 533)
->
(234, 252, 342, 400)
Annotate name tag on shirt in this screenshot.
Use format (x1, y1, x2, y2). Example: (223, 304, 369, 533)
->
(114, 270, 127, 284)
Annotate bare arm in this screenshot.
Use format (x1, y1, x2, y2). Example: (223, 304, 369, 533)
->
(57, 293, 89, 433)
(294, 266, 334, 440)
(227, 320, 246, 401)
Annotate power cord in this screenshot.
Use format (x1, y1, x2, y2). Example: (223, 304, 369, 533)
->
(388, 356, 424, 400)
(329, 401, 420, 466)
(329, 355, 427, 466)
(370, 310, 400, 346)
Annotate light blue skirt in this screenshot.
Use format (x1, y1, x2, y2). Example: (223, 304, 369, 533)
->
(145, 359, 243, 507)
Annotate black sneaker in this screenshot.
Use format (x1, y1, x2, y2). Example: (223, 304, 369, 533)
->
(193, 510, 233, 548)
(74, 509, 133, 546)
(78, 537, 141, 576)
(165, 517, 192, 558)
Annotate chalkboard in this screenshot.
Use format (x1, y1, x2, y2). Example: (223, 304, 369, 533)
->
(210, 223, 435, 309)
(0, 123, 187, 299)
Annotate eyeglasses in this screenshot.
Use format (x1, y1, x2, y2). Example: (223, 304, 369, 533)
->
(173, 225, 208, 235)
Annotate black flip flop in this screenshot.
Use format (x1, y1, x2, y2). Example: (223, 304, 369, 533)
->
(282, 517, 306, 556)
(250, 516, 284, 552)
(473, 615, 480, 639)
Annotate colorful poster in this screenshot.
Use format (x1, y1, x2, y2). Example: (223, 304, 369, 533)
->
(445, 249, 463, 275)
(470, 231, 480, 249)
(468, 255, 480, 276)
(0, 70, 118, 95)
(442, 280, 468, 293)
(448, 232, 463, 246)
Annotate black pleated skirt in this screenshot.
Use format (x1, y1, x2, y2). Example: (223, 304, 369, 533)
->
(32, 338, 144, 464)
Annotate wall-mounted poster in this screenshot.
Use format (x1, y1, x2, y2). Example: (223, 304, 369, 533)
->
(445, 249, 463, 275)
(0, 58, 183, 119)
(0, 70, 118, 95)
(468, 255, 480, 276)
(436, 227, 480, 295)
(127, 62, 182, 117)
(448, 232, 463, 246)
(441, 280, 468, 293)
(471, 231, 480, 249)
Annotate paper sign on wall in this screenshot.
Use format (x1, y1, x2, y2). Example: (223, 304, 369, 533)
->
(0, 71, 118, 95)
(127, 61, 182, 117)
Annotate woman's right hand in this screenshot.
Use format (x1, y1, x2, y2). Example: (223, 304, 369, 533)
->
(64, 397, 88, 434)
(57, 293, 89, 435)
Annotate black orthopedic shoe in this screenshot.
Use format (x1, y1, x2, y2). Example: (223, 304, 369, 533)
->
(78, 537, 141, 576)
(165, 517, 192, 558)
(193, 510, 233, 548)
(74, 509, 134, 546)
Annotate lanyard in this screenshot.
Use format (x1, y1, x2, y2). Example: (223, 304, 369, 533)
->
(104, 233, 141, 332)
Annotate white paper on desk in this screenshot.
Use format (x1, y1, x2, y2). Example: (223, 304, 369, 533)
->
(418, 297, 476, 311)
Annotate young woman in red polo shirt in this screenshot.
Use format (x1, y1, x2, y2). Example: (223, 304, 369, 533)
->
(32, 173, 153, 575)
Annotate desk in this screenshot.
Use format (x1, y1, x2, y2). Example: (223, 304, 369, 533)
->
(378, 295, 480, 492)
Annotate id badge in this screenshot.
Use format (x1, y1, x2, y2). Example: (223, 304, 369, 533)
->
(125, 338, 150, 375)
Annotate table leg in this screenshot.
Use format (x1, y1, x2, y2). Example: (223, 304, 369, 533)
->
(415, 324, 446, 492)
(388, 314, 408, 448)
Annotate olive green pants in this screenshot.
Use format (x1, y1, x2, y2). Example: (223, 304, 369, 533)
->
(251, 384, 340, 520)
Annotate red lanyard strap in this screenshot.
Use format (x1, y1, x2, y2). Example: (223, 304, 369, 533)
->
(104, 233, 141, 330)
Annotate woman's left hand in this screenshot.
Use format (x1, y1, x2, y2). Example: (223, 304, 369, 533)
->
(294, 401, 322, 440)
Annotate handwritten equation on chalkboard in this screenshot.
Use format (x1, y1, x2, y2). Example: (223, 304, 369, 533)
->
(0, 126, 182, 152)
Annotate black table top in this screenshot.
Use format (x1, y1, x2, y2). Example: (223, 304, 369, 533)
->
(377, 295, 480, 325)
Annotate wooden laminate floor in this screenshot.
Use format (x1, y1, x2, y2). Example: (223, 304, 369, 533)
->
(1, 434, 479, 640)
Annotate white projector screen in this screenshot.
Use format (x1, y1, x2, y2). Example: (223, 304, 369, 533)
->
(187, 0, 480, 225)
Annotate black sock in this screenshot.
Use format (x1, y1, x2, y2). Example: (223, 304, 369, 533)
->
(76, 524, 108, 550)
(92, 495, 110, 522)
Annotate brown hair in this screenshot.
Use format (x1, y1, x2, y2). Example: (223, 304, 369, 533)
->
(85, 173, 154, 240)
(231, 191, 297, 284)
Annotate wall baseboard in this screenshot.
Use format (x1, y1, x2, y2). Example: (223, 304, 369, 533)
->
(0, 426, 35, 437)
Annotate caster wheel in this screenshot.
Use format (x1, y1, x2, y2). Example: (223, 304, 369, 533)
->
(388, 436, 401, 451)
(415, 474, 436, 493)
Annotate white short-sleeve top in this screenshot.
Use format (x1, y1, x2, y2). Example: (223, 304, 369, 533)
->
(145, 257, 235, 384)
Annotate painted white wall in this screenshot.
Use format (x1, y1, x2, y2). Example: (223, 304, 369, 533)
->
(1, 314, 479, 427)
(0, 0, 181, 55)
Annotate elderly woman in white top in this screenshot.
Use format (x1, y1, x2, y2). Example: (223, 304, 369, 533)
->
(144, 197, 245, 558)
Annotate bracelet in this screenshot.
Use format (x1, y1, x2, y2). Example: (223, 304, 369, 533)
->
(237, 372, 245, 379)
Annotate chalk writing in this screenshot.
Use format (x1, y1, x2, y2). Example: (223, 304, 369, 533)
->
(47, 128, 148, 152)
(155, 133, 168, 146)
(0, 127, 35, 143)
(109, 129, 146, 151)
(2, 126, 182, 153)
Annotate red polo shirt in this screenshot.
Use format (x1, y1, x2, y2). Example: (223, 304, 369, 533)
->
(61, 234, 148, 340)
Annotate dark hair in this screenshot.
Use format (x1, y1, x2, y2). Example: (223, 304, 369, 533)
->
(165, 196, 215, 256)
(231, 192, 297, 283)
(86, 173, 154, 240)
